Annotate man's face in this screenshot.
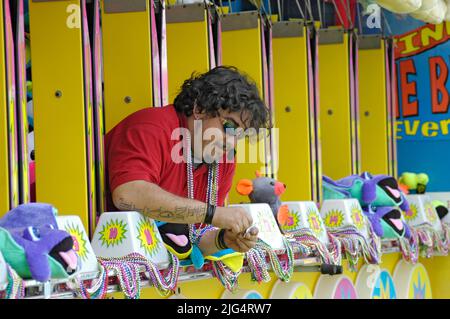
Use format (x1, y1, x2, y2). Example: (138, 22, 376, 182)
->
(192, 108, 249, 163)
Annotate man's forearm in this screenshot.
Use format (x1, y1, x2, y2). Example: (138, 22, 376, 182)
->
(113, 180, 207, 224)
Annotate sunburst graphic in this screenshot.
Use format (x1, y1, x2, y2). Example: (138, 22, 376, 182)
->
(136, 218, 160, 257)
(350, 203, 365, 230)
(65, 223, 89, 262)
(403, 204, 418, 222)
(99, 219, 128, 248)
(307, 208, 324, 236)
(280, 210, 300, 232)
(324, 209, 344, 228)
(424, 203, 437, 223)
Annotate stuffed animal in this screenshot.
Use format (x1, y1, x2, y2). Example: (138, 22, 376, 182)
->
(156, 221, 243, 272)
(0, 203, 79, 282)
(323, 172, 410, 211)
(236, 171, 288, 229)
(363, 206, 410, 239)
(155, 222, 192, 260)
(399, 172, 429, 194)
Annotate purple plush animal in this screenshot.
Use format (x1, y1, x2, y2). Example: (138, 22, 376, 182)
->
(0, 203, 78, 282)
(363, 206, 411, 239)
(323, 172, 410, 211)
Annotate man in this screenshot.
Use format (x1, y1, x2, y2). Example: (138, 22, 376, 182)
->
(105, 66, 269, 256)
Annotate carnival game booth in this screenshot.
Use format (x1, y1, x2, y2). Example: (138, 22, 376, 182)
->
(0, 0, 449, 299)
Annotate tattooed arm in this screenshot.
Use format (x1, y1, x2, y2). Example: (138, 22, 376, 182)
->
(112, 180, 207, 224)
(112, 180, 254, 233)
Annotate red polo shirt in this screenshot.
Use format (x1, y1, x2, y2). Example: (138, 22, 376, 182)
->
(105, 105, 236, 211)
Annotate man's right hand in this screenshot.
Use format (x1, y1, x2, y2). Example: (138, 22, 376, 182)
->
(211, 206, 253, 234)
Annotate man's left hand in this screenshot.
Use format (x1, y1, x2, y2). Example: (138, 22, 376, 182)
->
(223, 228, 259, 253)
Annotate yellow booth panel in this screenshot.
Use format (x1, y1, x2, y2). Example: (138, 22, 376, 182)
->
(221, 12, 268, 204)
(101, 1, 153, 132)
(29, 0, 89, 229)
(319, 30, 353, 180)
(272, 22, 313, 201)
(166, 3, 210, 103)
(359, 37, 390, 175)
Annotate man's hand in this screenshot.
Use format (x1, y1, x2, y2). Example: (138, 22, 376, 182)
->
(223, 227, 259, 253)
(212, 206, 253, 234)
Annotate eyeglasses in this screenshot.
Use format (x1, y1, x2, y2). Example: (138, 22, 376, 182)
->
(222, 119, 245, 139)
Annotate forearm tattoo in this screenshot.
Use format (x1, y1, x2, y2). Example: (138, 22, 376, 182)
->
(116, 198, 207, 223)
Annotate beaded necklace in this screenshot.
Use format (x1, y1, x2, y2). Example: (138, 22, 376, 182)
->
(184, 132, 244, 290)
(211, 260, 241, 291)
(326, 222, 381, 272)
(246, 237, 294, 283)
(184, 132, 219, 245)
(73, 252, 179, 299)
(414, 224, 449, 257)
(399, 230, 419, 264)
(245, 248, 271, 283)
(98, 252, 180, 299)
(74, 260, 109, 299)
(288, 228, 341, 265)
(4, 265, 25, 299)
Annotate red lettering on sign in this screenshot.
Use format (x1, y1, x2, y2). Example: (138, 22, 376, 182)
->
(398, 59, 419, 117)
(430, 56, 449, 114)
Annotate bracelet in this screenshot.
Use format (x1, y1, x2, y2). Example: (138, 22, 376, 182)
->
(203, 203, 216, 225)
(215, 229, 228, 250)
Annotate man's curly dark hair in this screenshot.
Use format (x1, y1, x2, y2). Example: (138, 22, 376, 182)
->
(174, 66, 270, 130)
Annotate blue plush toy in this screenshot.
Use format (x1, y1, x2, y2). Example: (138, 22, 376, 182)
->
(0, 203, 79, 282)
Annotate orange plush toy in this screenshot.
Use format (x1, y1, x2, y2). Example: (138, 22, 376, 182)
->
(236, 171, 289, 230)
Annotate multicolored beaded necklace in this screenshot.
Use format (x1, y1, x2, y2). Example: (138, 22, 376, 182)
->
(184, 132, 243, 289)
(4, 265, 25, 299)
(288, 228, 342, 265)
(73, 252, 179, 299)
(414, 224, 449, 257)
(399, 230, 419, 264)
(326, 222, 381, 272)
(184, 132, 219, 245)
